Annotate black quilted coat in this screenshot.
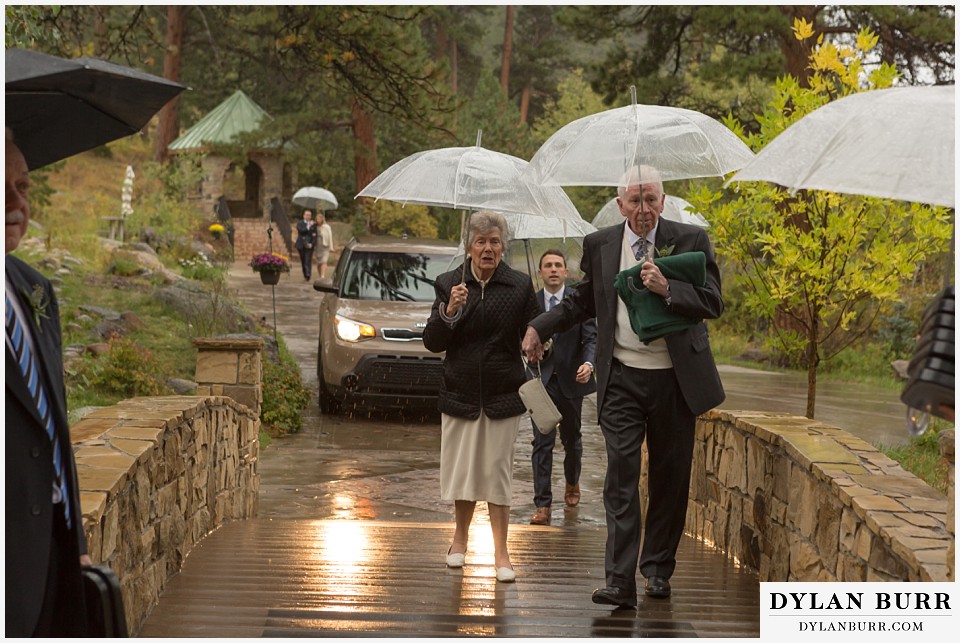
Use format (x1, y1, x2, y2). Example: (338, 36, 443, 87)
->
(423, 258, 540, 420)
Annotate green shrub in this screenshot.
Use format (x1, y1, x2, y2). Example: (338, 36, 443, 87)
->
(108, 251, 143, 277)
(260, 342, 310, 438)
(177, 254, 225, 282)
(877, 301, 919, 360)
(71, 337, 168, 398)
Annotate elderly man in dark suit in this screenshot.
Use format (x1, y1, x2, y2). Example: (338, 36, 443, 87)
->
(522, 165, 724, 607)
(6, 129, 91, 636)
(528, 249, 597, 526)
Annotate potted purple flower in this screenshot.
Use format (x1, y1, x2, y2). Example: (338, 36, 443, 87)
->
(250, 252, 290, 285)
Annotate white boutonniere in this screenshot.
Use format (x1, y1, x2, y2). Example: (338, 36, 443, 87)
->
(20, 284, 50, 332)
(657, 244, 676, 258)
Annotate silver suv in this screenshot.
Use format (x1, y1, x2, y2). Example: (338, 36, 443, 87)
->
(312, 235, 459, 413)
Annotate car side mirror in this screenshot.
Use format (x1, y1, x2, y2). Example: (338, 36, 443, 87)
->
(313, 278, 338, 294)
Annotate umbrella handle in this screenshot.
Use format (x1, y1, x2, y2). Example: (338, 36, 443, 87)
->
(460, 210, 472, 284)
(626, 276, 647, 295)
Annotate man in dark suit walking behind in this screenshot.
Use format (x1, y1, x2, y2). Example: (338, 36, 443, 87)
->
(6, 128, 91, 636)
(522, 165, 724, 607)
(528, 250, 597, 526)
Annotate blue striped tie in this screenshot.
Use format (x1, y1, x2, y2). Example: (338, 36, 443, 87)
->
(5, 291, 70, 527)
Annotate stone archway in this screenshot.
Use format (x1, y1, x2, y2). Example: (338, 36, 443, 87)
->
(222, 160, 265, 219)
(244, 161, 263, 214)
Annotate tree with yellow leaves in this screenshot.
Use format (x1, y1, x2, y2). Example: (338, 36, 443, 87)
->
(688, 20, 952, 419)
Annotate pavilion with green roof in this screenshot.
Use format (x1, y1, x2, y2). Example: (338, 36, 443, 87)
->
(168, 90, 296, 258)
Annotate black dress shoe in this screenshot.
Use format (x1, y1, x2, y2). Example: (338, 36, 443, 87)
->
(591, 586, 637, 608)
(644, 575, 671, 598)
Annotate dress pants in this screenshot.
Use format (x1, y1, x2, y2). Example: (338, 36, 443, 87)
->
(600, 359, 695, 592)
(297, 246, 314, 280)
(530, 373, 583, 508)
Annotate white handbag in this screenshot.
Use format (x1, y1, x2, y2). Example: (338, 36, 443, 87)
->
(519, 361, 562, 435)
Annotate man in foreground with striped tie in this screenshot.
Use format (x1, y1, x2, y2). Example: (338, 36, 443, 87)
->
(6, 127, 91, 636)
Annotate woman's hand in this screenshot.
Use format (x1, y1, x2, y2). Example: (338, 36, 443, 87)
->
(446, 283, 469, 317)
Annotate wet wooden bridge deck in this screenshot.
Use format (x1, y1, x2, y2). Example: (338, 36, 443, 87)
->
(140, 519, 759, 637)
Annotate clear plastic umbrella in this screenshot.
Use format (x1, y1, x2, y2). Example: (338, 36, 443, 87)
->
(357, 131, 584, 281)
(525, 87, 754, 187)
(292, 186, 339, 211)
(727, 85, 955, 208)
(592, 195, 709, 229)
(357, 132, 581, 223)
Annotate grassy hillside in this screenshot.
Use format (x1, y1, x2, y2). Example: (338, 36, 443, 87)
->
(15, 133, 308, 439)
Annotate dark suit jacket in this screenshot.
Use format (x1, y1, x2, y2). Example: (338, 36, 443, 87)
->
(531, 287, 597, 400)
(529, 218, 724, 416)
(5, 255, 87, 636)
(295, 220, 317, 250)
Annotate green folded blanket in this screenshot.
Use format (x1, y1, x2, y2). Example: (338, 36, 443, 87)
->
(614, 251, 706, 343)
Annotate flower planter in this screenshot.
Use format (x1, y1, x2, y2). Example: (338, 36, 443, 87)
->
(259, 271, 281, 285)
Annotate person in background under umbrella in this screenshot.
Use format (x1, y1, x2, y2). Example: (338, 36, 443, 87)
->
(315, 211, 334, 279)
(522, 165, 724, 607)
(6, 127, 92, 636)
(294, 209, 317, 281)
(528, 249, 597, 526)
(423, 210, 540, 583)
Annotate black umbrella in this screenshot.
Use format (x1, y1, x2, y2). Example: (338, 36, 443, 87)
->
(5, 48, 187, 169)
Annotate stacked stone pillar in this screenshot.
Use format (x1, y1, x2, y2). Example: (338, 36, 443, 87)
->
(193, 337, 264, 415)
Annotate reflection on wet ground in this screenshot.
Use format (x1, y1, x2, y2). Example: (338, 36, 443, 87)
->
(140, 520, 760, 637)
(258, 394, 608, 527)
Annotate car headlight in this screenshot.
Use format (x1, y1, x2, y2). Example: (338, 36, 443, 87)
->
(334, 314, 376, 342)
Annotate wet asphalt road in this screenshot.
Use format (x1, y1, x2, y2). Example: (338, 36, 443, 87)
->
(226, 261, 908, 526)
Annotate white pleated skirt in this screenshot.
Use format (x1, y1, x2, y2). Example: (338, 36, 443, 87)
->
(440, 412, 520, 506)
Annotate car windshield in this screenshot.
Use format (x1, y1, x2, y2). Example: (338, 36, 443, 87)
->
(341, 251, 451, 302)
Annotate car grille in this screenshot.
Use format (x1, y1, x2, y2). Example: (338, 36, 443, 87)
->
(357, 355, 443, 392)
(381, 328, 423, 342)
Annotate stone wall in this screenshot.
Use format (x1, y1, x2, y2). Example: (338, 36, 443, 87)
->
(684, 410, 951, 582)
(72, 337, 264, 634)
(73, 396, 260, 634)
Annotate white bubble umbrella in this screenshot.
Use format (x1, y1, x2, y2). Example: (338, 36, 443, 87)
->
(525, 86, 754, 188)
(292, 186, 339, 211)
(727, 85, 954, 208)
(357, 131, 584, 281)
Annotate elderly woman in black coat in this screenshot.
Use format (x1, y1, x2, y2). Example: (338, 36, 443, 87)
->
(423, 210, 540, 583)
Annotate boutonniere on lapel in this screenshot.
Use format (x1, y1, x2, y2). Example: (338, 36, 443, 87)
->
(657, 244, 676, 258)
(20, 284, 50, 332)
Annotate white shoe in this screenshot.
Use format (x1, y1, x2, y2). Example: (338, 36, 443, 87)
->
(446, 548, 465, 568)
(495, 566, 516, 583)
